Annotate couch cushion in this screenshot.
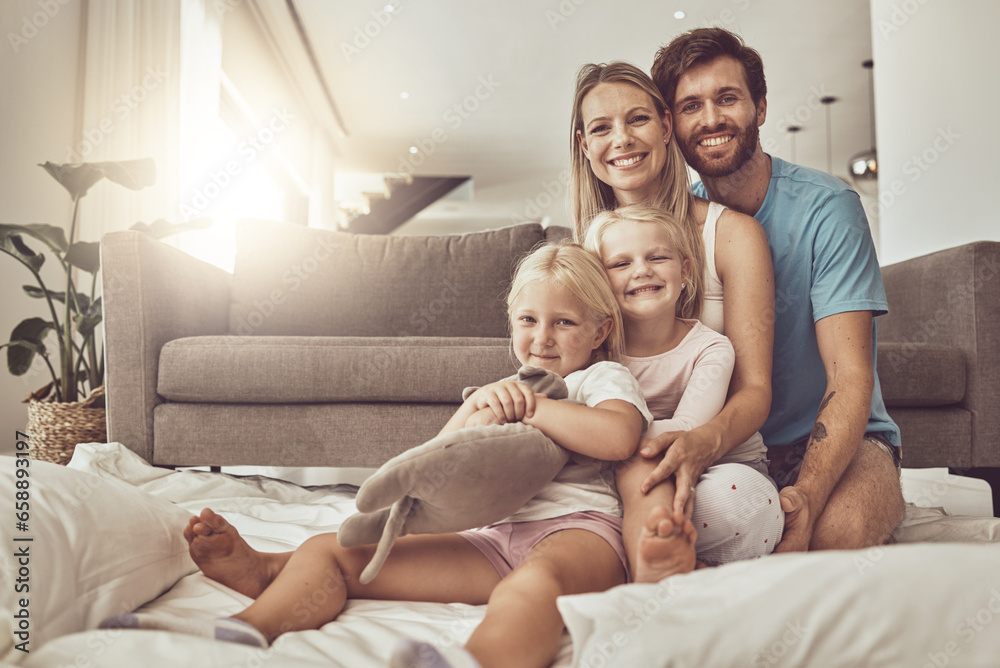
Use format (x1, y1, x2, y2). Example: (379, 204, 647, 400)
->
(158, 336, 517, 403)
(886, 407, 972, 467)
(877, 342, 966, 406)
(546, 225, 572, 243)
(153, 403, 459, 467)
(229, 220, 547, 338)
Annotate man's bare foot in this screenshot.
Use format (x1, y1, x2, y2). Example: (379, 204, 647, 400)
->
(633, 505, 698, 583)
(184, 508, 282, 598)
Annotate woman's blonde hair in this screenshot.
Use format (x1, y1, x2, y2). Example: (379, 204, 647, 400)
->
(507, 241, 625, 364)
(570, 61, 692, 242)
(583, 203, 704, 319)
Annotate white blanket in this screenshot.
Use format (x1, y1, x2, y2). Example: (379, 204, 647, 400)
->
(11, 443, 1000, 668)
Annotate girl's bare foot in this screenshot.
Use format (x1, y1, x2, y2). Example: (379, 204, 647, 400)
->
(634, 505, 698, 583)
(184, 508, 285, 598)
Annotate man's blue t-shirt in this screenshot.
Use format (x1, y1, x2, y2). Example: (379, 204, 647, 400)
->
(694, 155, 901, 448)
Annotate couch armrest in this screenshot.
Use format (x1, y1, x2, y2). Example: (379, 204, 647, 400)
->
(100, 231, 232, 463)
(880, 242, 1000, 466)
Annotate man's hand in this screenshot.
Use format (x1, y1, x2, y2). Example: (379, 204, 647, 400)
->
(639, 428, 718, 518)
(774, 485, 815, 553)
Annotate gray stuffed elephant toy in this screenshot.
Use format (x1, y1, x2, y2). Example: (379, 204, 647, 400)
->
(338, 365, 571, 584)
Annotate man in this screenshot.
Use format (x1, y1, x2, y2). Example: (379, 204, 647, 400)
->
(650, 27, 904, 552)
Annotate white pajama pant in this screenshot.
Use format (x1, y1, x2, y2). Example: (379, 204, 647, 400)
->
(691, 462, 785, 565)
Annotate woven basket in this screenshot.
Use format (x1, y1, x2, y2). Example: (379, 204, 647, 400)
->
(25, 385, 107, 466)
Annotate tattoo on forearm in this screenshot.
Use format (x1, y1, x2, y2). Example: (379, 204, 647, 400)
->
(805, 392, 835, 449)
(810, 421, 828, 444)
(817, 391, 836, 417)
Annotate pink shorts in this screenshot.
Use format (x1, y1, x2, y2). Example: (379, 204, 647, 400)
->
(458, 511, 628, 578)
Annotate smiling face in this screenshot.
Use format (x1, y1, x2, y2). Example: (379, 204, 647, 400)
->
(510, 279, 611, 378)
(598, 219, 690, 325)
(577, 82, 672, 205)
(671, 55, 766, 178)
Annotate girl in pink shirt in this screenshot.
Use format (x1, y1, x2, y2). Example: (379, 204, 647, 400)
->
(585, 204, 784, 581)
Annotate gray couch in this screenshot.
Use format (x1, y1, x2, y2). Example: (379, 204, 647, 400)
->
(876, 241, 1000, 507)
(100, 220, 566, 468)
(100, 221, 999, 503)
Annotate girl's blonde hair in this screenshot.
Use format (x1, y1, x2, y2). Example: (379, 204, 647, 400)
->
(507, 241, 626, 364)
(570, 61, 692, 242)
(583, 203, 704, 319)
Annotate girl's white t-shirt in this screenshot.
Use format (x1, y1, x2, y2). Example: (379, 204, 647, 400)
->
(502, 361, 652, 523)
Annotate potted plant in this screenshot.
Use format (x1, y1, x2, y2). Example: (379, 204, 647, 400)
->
(1, 157, 209, 464)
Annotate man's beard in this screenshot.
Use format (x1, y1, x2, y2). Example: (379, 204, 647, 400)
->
(680, 120, 759, 178)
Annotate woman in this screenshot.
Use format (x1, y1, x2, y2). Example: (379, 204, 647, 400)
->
(571, 62, 777, 582)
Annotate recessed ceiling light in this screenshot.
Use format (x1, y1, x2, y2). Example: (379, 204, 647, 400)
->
(400, 92, 409, 100)
(384, 4, 395, 13)
(409, 146, 418, 154)
(674, 11, 685, 19)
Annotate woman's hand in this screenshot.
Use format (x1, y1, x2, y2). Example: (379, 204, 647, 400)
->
(464, 407, 503, 429)
(466, 381, 537, 424)
(639, 425, 722, 517)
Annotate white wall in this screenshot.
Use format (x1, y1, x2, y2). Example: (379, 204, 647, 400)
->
(0, 0, 83, 455)
(870, 0, 1000, 265)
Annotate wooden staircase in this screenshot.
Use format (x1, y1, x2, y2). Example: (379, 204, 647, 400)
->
(342, 175, 470, 234)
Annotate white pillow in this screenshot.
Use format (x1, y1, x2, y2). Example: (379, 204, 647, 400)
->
(0, 454, 196, 663)
(557, 542, 1000, 668)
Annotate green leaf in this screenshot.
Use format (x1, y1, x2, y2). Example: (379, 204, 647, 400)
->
(39, 158, 156, 200)
(74, 312, 102, 337)
(129, 216, 212, 239)
(65, 241, 100, 273)
(23, 285, 67, 304)
(0, 223, 68, 253)
(0, 232, 45, 272)
(5, 317, 54, 376)
(74, 297, 102, 336)
(23, 285, 91, 314)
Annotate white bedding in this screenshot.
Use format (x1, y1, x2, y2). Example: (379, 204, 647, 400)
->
(5, 442, 1000, 668)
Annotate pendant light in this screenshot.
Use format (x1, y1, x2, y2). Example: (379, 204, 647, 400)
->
(848, 60, 878, 195)
(787, 125, 802, 164)
(820, 96, 838, 175)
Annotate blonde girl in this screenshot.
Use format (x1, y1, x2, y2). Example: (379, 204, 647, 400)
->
(585, 204, 783, 580)
(106, 241, 652, 668)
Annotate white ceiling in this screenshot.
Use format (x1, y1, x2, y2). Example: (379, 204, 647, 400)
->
(295, 0, 876, 228)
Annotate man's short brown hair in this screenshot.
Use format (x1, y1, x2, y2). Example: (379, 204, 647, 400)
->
(651, 27, 767, 111)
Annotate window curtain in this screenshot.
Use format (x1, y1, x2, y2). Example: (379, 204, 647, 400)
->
(76, 0, 222, 243)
